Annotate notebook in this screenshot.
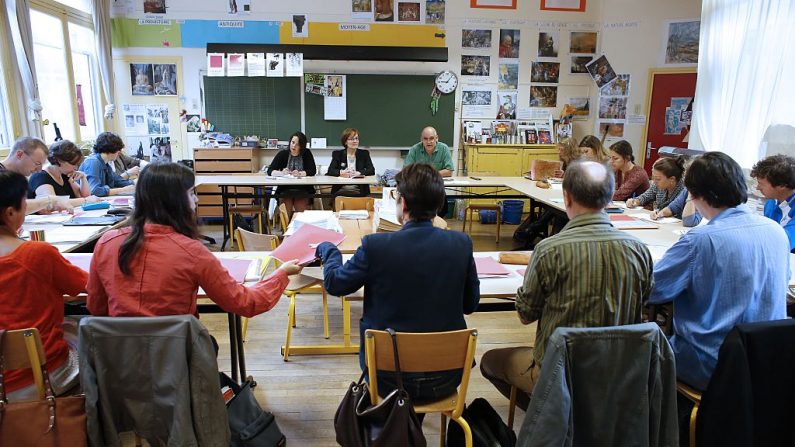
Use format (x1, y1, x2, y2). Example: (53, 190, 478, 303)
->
(271, 223, 346, 265)
(62, 215, 125, 226)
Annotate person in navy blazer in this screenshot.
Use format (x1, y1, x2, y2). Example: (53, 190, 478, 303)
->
(326, 128, 375, 197)
(316, 163, 480, 401)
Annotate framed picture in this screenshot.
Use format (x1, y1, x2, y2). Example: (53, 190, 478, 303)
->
(470, 0, 517, 10)
(663, 20, 700, 65)
(540, 0, 585, 12)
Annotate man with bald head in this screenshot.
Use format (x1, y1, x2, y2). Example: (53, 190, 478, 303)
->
(480, 160, 654, 409)
(405, 126, 454, 216)
(0, 136, 72, 214)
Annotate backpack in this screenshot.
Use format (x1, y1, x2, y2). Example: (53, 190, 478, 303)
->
(378, 169, 401, 187)
(220, 373, 286, 447)
(446, 398, 516, 447)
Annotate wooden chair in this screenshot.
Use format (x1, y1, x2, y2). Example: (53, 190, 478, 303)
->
(278, 203, 290, 234)
(462, 172, 501, 243)
(334, 196, 375, 211)
(365, 328, 479, 447)
(227, 187, 268, 240)
(234, 228, 281, 341)
(1, 328, 47, 400)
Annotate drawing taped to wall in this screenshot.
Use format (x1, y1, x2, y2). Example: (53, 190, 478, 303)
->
(462, 29, 491, 48)
(461, 55, 490, 76)
(425, 0, 445, 24)
(130, 64, 154, 96)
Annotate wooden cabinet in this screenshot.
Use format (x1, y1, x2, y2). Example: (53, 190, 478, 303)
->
(194, 148, 259, 218)
(463, 144, 557, 209)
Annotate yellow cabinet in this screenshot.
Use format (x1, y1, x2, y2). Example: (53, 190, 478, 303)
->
(463, 144, 557, 210)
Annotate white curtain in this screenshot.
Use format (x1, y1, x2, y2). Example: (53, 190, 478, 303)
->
(92, 0, 116, 122)
(690, 0, 795, 168)
(4, 0, 42, 138)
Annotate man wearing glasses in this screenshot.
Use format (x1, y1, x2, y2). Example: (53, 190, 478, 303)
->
(0, 136, 72, 214)
(405, 126, 454, 216)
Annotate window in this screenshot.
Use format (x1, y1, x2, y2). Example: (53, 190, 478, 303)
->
(0, 65, 12, 148)
(29, 1, 99, 144)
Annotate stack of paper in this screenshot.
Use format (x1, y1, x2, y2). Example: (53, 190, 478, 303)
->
(609, 214, 659, 230)
(286, 211, 342, 235)
(218, 258, 255, 283)
(338, 210, 369, 220)
(374, 208, 402, 232)
(474, 256, 513, 278)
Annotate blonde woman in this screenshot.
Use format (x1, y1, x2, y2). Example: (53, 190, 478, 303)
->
(554, 137, 581, 177)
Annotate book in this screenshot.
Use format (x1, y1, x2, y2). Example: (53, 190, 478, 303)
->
(524, 129, 538, 144)
(538, 129, 552, 144)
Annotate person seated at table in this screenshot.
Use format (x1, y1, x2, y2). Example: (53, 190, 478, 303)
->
(626, 156, 685, 214)
(751, 154, 795, 251)
(79, 132, 136, 197)
(267, 131, 317, 219)
(86, 162, 303, 320)
(315, 163, 480, 402)
(554, 137, 581, 177)
(481, 161, 653, 411)
(578, 135, 608, 162)
(112, 152, 146, 181)
(1, 136, 72, 214)
(29, 140, 98, 208)
(0, 170, 88, 401)
(655, 188, 703, 227)
(609, 140, 650, 201)
(405, 126, 455, 217)
(327, 128, 375, 199)
(650, 152, 788, 391)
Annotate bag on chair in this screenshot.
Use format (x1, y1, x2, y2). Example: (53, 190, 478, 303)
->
(334, 329, 426, 447)
(0, 330, 87, 447)
(446, 398, 516, 447)
(220, 373, 286, 447)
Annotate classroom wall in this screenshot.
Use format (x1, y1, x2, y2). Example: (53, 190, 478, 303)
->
(111, 0, 702, 170)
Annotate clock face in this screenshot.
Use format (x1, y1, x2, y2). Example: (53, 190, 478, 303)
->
(435, 70, 459, 94)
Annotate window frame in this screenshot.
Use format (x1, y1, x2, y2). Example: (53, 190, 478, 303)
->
(29, 0, 99, 144)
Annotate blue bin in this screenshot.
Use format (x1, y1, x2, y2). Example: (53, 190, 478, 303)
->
(502, 200, 524, 224)
(479, 210, 498, 224)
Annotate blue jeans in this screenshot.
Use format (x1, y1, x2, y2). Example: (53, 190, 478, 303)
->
(375, 369, 462, 402)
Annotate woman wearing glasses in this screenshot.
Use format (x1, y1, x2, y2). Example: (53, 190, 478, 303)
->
(29, 140, 98, 208)
(327, 128, 375, 198)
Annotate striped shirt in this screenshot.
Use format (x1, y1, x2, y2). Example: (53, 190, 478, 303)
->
(516, 212, 654, 366)
(636, 179, 685, 211)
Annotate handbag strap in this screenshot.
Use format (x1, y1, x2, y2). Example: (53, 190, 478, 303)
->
(385, 328, 407, 394)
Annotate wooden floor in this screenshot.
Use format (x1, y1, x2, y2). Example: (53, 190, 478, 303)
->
(199, 218, 535, 446)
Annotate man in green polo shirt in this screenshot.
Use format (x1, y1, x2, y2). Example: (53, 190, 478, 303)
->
(405, 126, 454, 177)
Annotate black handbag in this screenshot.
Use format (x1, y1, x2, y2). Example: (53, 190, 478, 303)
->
(220, 373, 286, 447)
(446, 398, 517, 447)
(334, 329, 426, 447)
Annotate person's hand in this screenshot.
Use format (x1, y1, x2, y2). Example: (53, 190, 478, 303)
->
(68, 170, 86, 182)
(650, 210, 661, 220)
(553, 169, 564, 178)
(352, 171, 361, 178)
(121, 184, 136, 194)
(626, 198, 639, 208)
(339, 171, 351, 178)
(84, 195, 100, 204)
(51, 196, 74, 214)
(126, 166, 141, 178)
(293, 170, 306, 178)
(277, 259, 303, 276)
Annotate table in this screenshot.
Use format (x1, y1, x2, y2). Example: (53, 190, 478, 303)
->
(23, 202, 132, 253)
(194, 174, 379, 249)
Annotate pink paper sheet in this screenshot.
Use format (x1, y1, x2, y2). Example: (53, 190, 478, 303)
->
(517, 268, 526, 276)
(474, 257, 512, 277)
(218, 258, 254, 283)
(271, 223, 346, 265)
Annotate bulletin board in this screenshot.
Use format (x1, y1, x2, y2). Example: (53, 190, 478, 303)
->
(641, 68, 697, 171)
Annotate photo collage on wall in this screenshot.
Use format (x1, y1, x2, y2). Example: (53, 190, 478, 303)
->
(596, 71, 631, 145)
(121, 103, 172, 162)
(130, 63, 177, 96)
(355, 0, 444, 24)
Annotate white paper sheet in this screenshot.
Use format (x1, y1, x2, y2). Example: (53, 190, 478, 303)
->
(247, 53, 266, 76)
(324, 75, 347, 120)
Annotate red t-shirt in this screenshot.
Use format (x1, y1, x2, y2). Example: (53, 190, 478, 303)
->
(0, 242, 88, 392)
(86, 224, 288, 318)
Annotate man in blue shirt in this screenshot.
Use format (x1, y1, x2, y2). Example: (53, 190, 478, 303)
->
(650, 152, 789, 391)
(751, 154, 795, 252)
(79, 132, 135, 197)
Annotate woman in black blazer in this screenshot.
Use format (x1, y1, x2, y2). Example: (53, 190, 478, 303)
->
(326, 128, 375, 197)
(267, 131, 316, 216)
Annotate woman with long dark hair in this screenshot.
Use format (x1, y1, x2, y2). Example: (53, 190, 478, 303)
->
(267, 131, 317, 219)
(87, 162, 302, 318)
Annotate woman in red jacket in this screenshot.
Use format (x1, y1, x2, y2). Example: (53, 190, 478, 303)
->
(87, 163, 302, 319)
(0, 171, 87, 401)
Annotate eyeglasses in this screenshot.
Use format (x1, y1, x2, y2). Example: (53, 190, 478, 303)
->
(25, 152, 44, 168)
(348, 136, 360, 141)
(389, 189, 401, 200)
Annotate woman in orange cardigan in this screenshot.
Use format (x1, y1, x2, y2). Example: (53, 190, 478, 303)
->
(0, 171, 88, 401)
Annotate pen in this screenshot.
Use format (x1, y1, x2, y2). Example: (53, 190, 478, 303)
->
(470, 176, 482, 180)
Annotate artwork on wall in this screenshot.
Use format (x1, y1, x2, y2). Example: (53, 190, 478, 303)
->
(531, 62, 560, 83)
(540, 0, 586, 12)
(600, 74, 630, 96)
(227, 0, 251, 14)
(530, 86, 557, 108)
(570, 55, 593, 74)
(143, 0, 166, 14)
(398, 2, 421, 22)
(497, 62, 518, 89)
(537, 32, 559, 58)
(352, 0, 373, 19)
(585, 55, 617, 88)
(664, 20, 700, 64)
(152, 64, 177, 95)
(130, 63, 154, 95)
(461, 55, 491, 76)
(496, 90, 517, 119)
(470, 0, 517, 9)
(569, 31, 598, 54)
(498, 30, 520, 58)
(425, 0, 445, 24)
(374, 0, 394, 21)
(462, 29, 492, 49)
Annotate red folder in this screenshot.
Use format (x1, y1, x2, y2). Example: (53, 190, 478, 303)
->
(474, 256, 512, 277)
(271, 223, 346, 265)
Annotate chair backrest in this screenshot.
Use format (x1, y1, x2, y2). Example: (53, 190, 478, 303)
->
(1, 328, 47, 399)
(364, 329, 478, 416)
(335, 196, 375, 211)
(235, 228, 279, 251)
(278, 203, 289, 233)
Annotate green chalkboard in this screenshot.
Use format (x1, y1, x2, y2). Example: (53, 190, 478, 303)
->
(203, 76, 301, 138)
(304, 74, 454, 147)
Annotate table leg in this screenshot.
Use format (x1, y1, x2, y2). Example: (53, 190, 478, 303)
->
(228, 313, 239, 382)
(235, 314, 247, 380)
(221, 185, 230, 251)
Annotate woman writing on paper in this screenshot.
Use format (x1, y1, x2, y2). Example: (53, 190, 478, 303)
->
(87, 163, 303, 319)
(578, 135, 609, 162)
(267, 131, 317, 219)
(610, 140, 650, 201)
(28, 140, 99, 208)
(0, 171, 88, 401)
(626, 156, 686, 215)
(327, 128, 375, 199)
